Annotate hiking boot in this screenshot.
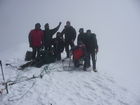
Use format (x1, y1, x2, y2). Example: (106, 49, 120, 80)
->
(83, 67, 87, 71)
(86, 65, 91, 68)
(93, 68, 97, 72)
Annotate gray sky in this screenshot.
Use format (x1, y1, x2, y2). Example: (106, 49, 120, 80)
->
(0, 0, 140, 98)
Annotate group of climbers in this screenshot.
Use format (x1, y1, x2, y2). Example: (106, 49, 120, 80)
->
(26, 21, 98, 72)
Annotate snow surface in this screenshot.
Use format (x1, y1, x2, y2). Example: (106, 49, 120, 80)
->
(0, 43, 139, 105)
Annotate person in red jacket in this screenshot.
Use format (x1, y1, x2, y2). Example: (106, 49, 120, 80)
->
(28, 23, 44, 59)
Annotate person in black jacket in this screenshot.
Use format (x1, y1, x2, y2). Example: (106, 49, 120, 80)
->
(52, 32, 65, 60)
(44, 22, 61, 51)
(77, 28, 85, 45)
(61, 21, 76, 58)
(84, 30, 98, 72)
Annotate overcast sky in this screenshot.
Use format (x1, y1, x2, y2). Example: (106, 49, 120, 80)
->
(0, 0, 140, 98)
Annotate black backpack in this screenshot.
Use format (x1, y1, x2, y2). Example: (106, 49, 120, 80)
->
(25, 51, 32, 61)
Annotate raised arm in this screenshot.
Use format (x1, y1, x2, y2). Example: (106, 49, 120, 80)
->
(50, 22, 62, 36)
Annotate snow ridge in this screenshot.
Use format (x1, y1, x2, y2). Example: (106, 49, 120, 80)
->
(0, 44, 138, 105)
(0, 59, 138, 105)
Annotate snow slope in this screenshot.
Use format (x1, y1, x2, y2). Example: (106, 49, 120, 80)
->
(0, 43, 139, 105)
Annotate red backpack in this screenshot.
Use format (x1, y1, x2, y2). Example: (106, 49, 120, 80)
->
(72, 45, 85, 60)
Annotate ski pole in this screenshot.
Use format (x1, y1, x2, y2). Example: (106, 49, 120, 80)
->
(0, 60, 8, 93)
(0, 60, 5, 81)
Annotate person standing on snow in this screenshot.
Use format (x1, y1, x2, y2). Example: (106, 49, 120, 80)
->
(83, 30, 98, 72)
(43, 22, 61, 51)
(28, 23, 44, 59)
(61, 21, 76, 58)
(77, 28, 85, 45)
(52, 32, 65, 61)
(76, 28, 88, 69)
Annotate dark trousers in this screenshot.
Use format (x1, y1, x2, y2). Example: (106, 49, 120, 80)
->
(74, 59, 80, 67)
(90, 52, 96, 69)
(84, 51, 90, 68)
(65, 41, 75, 57)
(32, 47, 41, 59)
(44, 41, 53, 51)
(54, 49, 62, 61)
(84, 51, 96, 69)
(56, 53, 61, 60)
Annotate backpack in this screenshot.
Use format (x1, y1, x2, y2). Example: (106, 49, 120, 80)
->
(72, 46, 85, 60)
(25, 51, 32, 61)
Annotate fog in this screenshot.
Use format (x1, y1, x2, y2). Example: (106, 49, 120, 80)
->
(0, 0, 140, 99)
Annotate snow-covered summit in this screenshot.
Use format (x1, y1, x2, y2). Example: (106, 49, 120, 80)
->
(0, 43, 139, 105)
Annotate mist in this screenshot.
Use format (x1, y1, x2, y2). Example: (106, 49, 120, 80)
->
(0, 0, 140, 99)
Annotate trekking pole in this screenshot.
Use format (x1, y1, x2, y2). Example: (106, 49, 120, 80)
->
(0, 60, 8, 93)
(0, 60, 5, 81)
